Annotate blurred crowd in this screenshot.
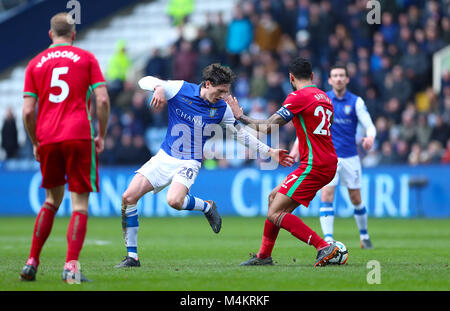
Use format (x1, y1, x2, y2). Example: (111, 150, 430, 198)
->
(2, 0, 450, 167)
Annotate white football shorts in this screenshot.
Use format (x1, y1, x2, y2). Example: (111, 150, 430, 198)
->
(326, 155, 362, 189)
(136, 149, 201, 194)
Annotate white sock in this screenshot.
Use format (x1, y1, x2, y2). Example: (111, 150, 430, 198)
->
(354, 202, 369, 240)
(320, 202, 334, 242)
(182, 194, 211, 213)
(123, 204, 139, 259)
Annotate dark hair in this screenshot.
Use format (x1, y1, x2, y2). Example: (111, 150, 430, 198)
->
(288, 57, 312, 80)
(329, 64, 349, 77)
(202, 63, 235, 86)
(50, 12, 75, 38)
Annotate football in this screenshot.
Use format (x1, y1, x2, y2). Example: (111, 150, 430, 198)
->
(329, 241, 349, 265)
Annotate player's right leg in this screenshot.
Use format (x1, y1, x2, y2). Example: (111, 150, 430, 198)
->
(115, 173, 154, 268)
(319, 161, 340, 242)
(62, 191, 92, 283)
(20, 185, 64, 281)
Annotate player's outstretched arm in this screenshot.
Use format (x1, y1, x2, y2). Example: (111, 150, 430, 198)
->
(224, 95, 287, 133)
(233, 124, 294, 167)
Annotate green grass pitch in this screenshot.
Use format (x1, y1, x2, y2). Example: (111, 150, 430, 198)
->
(0, 216, 448, 291)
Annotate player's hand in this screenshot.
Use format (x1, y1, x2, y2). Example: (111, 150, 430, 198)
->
(224, 95, 243, 120)
(32, 144, 40, 162)
(362, 136, 374, 151)
(150, 86, 167, 112)
(289, 147, 300, 162)
(268, 148, 295, 167)
(95, 136, 105, 154)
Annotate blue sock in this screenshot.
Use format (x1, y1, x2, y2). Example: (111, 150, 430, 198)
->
(182, 194, 211, 213)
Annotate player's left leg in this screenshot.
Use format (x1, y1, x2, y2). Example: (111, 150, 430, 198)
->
(267, 192, 339, 267)
(167, 181, 221, 234)
(167, 163, 222, 233)
(343, 155, 373, 249)
(348, 188, 373, 249)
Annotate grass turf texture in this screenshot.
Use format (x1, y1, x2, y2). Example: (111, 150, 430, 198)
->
(0, 216, 448, 291)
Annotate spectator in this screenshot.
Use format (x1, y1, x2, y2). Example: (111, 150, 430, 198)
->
(166, 0, 194, 26)
(173, 40, 198, 82)
(145, 48, 168, 79)
(194, 38, 220, 83)
(263, 71, 285, 103)
(1, 107, 19, 159)
(430, 115, 450, 146)
(254, 12, 282, 52)
(249, 65, 268, 98)
(390, 65, 412, 103)
(226, 6, 253, 68)
(408, 143, 425, 166)
(277, 0, 298, 40)
(205, 13, 228, 58)
(379, 141, 397, 165)
(399, 42, 429, 90)
(106, 39, 131, 99)
(423, 140, 443, 164)
(98, 136, 118, 166)
(415, 114, 432, 148)
(396, 109, 416, 145)
(441, 138, 450, 164)
(380, 12, 399, 44)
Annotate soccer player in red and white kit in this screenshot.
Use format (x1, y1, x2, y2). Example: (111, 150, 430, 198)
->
(226, 57, 340, 266)
(20, 13, 110, 282)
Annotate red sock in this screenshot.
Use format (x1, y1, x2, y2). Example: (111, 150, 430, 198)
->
(28, 202, 57, 267)
(257, 219, 280, 259)
(279, 213, 329, 250)
(65, 211, 88, 263)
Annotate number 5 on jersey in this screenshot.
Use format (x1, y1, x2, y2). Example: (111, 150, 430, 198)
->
(313, 105, 332, 136)
(49, 67, 69, 103)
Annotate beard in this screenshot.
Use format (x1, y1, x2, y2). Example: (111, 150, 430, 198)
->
(290, 81, 297, 91)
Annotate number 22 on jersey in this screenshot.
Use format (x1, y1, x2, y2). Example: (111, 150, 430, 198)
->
(313, 105, 332, 136)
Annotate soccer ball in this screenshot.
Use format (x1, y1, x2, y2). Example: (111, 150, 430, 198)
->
(328, 241, 348, 265)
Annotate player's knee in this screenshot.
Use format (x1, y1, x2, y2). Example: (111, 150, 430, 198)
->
(167, 195, 184, 210)
(122, 191, 138, 206)
(267, 209, 280, 225)
(349, 191, 361, 205)
(321, 189, 334, 202)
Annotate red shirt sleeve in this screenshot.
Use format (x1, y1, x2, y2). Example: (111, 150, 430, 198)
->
(89, 53, 106, 89)
(282, 92, 306, 115)
(23, 62, 38, 98)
